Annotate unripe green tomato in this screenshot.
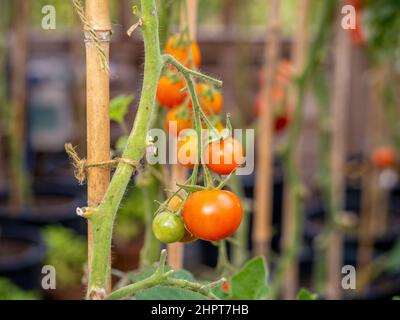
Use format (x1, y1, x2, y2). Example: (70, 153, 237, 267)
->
(152, 211, 185, 243)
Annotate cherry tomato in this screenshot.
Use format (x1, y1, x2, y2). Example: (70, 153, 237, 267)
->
(179, 228, 197, 243)
(182, 190, 243, 241)
(165, 33, 201, 68)
(152, 211, 185, 243)
(196, 83, 223, 114)
(371, 146, 396, 169)
(177, 134, 199, 168)
(204, 137, 244, 175)
(165, 107, 192, 136)
(167, 195, 183, 212)
(157, 76, 187, 109)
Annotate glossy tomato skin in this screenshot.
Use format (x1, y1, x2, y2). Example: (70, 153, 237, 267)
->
(165, 34, 201, 68)
(205, 137, 244, 175)
(165, 107, 192, 136)
(371, 146, 396, 169)
(182, 190, 243, 241)
(152, 211, 185, 243)
(157, 76, 187, 109)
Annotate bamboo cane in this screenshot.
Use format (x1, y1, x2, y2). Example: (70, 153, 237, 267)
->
(167, 0, 198, 270)
(9, 0, 30, 210)
(253, 0, 281, 258)
(280, 0, 310, 300)
(326, 11, 352, 299)
(358, 67, 387, 269)
(84, 0, 111, 293)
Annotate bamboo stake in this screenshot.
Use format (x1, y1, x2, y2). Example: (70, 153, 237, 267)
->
(253, 0, 281, 258)
(280, 0, 310, 300)
(358, 67, 387, 269)
(167, 0, 198, 270)
(9, 0, 30, 210)
(326, 10, 352, 299)
(84, 0, 111, 292)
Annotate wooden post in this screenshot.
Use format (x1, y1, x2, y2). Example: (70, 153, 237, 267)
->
(84, 0, 111, 291)
(280, 0, 310, 299)
(326, 10, 352, 299)
(9, 0, 30, 209)
(253, 0, 281, 257)
(167, 0, 198, 270)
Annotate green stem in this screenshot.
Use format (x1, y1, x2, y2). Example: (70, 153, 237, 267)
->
(230, 175, 249, 268)
(270, 0, 338, 298)
(107, 250, 222, 300)
(86, 0, 162, 299)
(139, 176, 161, 269)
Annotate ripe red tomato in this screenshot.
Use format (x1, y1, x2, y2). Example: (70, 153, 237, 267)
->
(165, 107, 192, 136)
(165, 33, 201, 68)
(371, 146, 396, 169)
(204, 137, 244, 175)
(177, 134, 199, 168)
(157, 76, 187, 108)
(182, 190, 243, 241)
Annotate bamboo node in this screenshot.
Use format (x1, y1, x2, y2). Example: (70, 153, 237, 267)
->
(65, 143, 139, 184)
(72, 0, 110, 72)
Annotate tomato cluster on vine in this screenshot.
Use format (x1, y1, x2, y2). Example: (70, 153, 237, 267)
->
(152, 31, 245, 244)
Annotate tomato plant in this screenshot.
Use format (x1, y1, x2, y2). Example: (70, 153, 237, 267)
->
(190, 82, 223, 114)
(165, 32, 201, 68)
(156, 75, 187, 109)
(204, 137, 244, 175)
(165, 106, 192, 136)
(182, 190, 243, 241)
(152, 211, 185, 243)
(177, 134, 199, 168)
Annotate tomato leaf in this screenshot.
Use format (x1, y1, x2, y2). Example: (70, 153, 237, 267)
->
(296, 288, 318, 300)
(109, 94, 134, 124)
(228, 256, 269, 300)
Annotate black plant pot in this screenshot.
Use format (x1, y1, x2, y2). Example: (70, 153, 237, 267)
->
(0, 221, 46, 290)
(0, 181, 86, 235)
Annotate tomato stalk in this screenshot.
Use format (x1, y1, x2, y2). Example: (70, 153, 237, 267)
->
(269, 0, 339, 299)
(107, 250, 223, 300)
(84, 0, 162, 299)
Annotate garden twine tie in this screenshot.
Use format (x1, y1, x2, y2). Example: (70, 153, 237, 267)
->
(64, 143, 138, 185)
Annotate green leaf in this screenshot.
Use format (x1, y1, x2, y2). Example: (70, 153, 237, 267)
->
(109, 94, 134, 124)
(384, 238, 400, 274)
(296, 288, 318, 300)
(136, 286, 207, 300)
(228, 256, 269, 300)
(392, 296, 400, 300)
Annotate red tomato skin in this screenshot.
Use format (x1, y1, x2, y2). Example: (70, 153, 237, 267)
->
(182, 190, 243, 241)
(205, 137, 244, 175)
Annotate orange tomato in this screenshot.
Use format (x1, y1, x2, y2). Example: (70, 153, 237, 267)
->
(177, 134, 199, 168)
(182, 190, 243, 241)
(167, 195, 183, 212)
(157, 76, 187, 109)
(204, 137, 244, 175)
(165, 33, 201, 68)
(165, 107, 192, 136)
(189, 83, 223, 114)
(371, 146, 396, 169)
